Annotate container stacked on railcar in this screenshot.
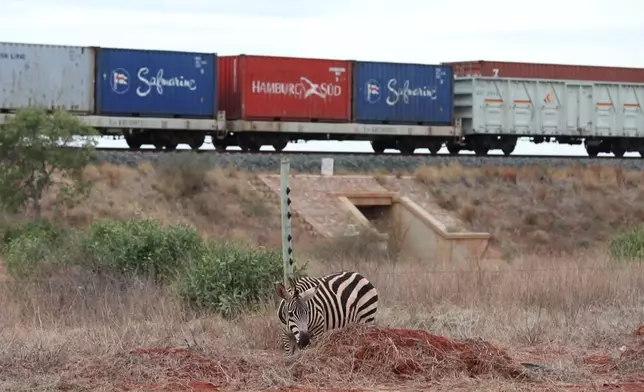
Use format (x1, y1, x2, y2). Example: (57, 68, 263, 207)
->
(95, 48, 217, 118)
(218, 55, 352, 122)
(444, 60, 644, 83)
(0, 42, 95, 113)
(352, 61, 453, 125)
(94, 47, 218, 150)
(217, 55, 353, 151)
(351, 61, 456, 154)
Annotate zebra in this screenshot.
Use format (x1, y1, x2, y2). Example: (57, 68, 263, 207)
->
(274, 271, 379, 355)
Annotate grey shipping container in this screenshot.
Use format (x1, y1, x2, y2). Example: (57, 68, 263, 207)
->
(454, 76, 644, 137)
(0, 42, 95, 112)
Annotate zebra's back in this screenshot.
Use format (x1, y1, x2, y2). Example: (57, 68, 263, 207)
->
(311, 271, 379, 332)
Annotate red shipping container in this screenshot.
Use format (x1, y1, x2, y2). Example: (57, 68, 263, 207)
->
(218, 55, 352, 122)
(443, 60, 644, 83)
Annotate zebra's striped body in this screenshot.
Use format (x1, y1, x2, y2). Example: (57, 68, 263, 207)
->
(275, 271, 378, 355)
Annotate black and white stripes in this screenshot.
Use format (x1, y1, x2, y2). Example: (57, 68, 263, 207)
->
(275, 271, 379, 355)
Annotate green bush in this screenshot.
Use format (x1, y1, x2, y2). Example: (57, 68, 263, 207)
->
(1, 219, 69, 252)
(78, 219, 205, 280)
(2, 220, 73, 277)
(609, 225, 644, 262)
(5, 232, 54, 277)
(177, 241, 284, 318)
(1, 217, 305, 318)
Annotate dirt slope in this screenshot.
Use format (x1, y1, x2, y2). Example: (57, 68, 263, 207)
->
(406, 163, 644, 256)
(22, 160, 644, 257)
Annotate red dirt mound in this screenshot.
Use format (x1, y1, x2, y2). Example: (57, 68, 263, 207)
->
(309, 326, 529, 383)
(635, 325, 644, 336)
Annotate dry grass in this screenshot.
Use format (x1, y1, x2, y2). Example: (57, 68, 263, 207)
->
(413, 163, 644, 256)
(36, 158, 284, 247)
(1, 250, 644, 391)
(3, 161, 644, 390)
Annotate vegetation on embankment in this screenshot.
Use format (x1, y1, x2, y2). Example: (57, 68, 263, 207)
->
(0, 219, 288, 318)
(411, 162, 644, 257)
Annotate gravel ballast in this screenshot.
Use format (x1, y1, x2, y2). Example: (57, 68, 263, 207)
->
(93, 151, 644, 174)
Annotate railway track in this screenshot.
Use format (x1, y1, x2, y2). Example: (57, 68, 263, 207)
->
(90, 146, 640, 160)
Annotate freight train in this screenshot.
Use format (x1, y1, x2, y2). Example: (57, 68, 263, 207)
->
(1, 41, 643, 157)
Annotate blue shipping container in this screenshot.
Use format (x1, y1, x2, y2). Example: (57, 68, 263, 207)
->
(353, 61, 453, 125)
(95, 48, 216, 117)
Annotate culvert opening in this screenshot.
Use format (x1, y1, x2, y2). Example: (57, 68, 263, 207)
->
(340, 193, 405, 258)
(356, 204, 392, 234)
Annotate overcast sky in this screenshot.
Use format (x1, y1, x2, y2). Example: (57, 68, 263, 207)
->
(2, 0, 643, 155)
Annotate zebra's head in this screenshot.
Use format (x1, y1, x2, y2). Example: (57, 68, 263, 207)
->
(275, 276, 319, 349)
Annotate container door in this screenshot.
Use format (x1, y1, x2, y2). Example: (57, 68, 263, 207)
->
(593, 84, 615, 136)
(508, 80, 532, 134)
(620, 84, 644, 137)
(538, 81, 562, 135)
(566, 85, 582, 133)
(579, 86, 593, 133)
(477, 79, 504, 133)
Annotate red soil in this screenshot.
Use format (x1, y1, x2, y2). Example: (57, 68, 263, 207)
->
(52, 327, 644, 392)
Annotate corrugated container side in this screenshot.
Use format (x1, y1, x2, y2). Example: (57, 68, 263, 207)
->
(218, 55, 352, 122)
(0, 42, 94, 112)
(353, 61, 453, 125)
(95, 48, 217, 117)
(444, 60, 644, 83)
(218, 56, 242, 120)
(454, 76, 644, 137)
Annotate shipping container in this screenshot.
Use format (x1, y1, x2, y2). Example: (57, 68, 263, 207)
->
(454, 77, 644, 138)
(218, 55, 352, 122)
(0, 42, 95, 112)
(95, 47, 217, 117)
(353, 61, 453, 125)
(445, 60, 644, 83)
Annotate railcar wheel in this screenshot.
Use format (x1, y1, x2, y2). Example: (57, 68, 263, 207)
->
(371, 141, 385, 154)
(502, 145, 515, 156)
(612, 144, 626, 158)
(586, 145, 599, 157)
(189, 135, 206, 151)
(124, 136, 142, 150)
(399, 146, 415, 155)
(165, 143, 178, 151)
(214, 144, 226, 152)
(446, 142, 461, 155)
(428, 141, 442, 156)
(248, 144, 261, 152)
(273, 140, 288, 152)
(474, 147, 489, 156)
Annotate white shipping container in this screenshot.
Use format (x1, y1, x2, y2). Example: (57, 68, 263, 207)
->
(454, 77, 644, 138)
(0, 42, 95, 112)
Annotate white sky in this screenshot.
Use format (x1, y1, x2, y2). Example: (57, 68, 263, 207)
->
(2, 0, 644, 156)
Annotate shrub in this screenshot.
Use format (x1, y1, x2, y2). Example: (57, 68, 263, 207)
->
(177, 241, 283, 318)
(79, 219, 206, 280)
(609, 225, 644, 262)
(1, 219, 69, 252)
(2, 220, 73, 278)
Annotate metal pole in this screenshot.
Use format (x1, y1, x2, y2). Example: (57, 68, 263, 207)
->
(280, 156, 293, 286)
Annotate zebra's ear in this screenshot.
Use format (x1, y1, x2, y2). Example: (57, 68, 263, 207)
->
(299, 285, 317, 302)
(275, 283, 292, 300)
